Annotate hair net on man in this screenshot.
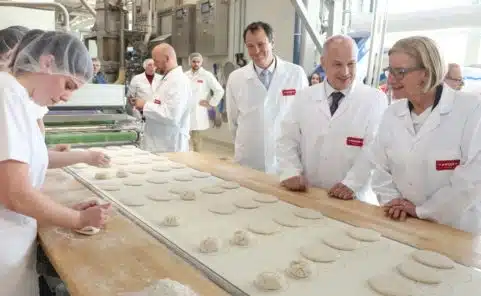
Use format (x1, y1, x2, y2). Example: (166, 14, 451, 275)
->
(10, 31, 94, 84)
(0, 26, 28, 70)
(189, 52, 202, 63)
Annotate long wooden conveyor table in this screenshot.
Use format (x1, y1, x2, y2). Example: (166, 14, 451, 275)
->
(37, 151, 481, 296)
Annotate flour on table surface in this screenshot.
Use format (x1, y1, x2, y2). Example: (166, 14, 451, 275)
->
(120, 279, 199, 296)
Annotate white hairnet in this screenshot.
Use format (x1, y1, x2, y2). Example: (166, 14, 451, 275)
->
(0, 26, 28, 70)
(11, 31, 94, 84)
(189, 52, 203, 62)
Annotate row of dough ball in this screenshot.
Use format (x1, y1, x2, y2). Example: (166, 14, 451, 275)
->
(92, 163, 191, 179)
(254, 260, 313, 291)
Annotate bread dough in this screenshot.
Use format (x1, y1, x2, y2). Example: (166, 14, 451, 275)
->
(286, 260, 312, 279)
(273, 215, 306, 227)
(117, 152, 133, 157)
(138, 151, 150, 156)
(152, 165, 171, 172)
(72, 163, 88, 169)
(411, 250, 455, 269)
(192, 171, 211, 178)
(163, 215, 180, 227)
(397, 260, 442, 284)
(99, 184, 121, 191)
(120, 198, 145, 207)
(234, 199, 259, 209)
(323, 234, 360, 251)
(253, 194, 279, 203)
(128, 168, 148, 175)
(300, 244, 341, 263)
(105, 146, 121, 150)
(152, 155, 168, 161)
(200, 186, 225, 194)
(174, 175, 193, 182)
(180, 191, 196, 201)
(138, 158, 151, 164)
(170, 162, 187, 169)
(146, 193, 176, 201)
(169, 187, 187, 195)
(146, 177, 169, 184)
(122, 145, 136, 149)
(116, 169, 128, 178)
(75, 226, 100, 235)
(294, 208, 323, 220)
(254, 272, 285, 291)
(140, 279, 199, 296)
(199, 237, 221, 253)
(95, 171, 111, 180)
(231, 230, 253, 247)
(347, 227, 382, 242)
(219, 181, 240, 189)
(114, 159, 130, 166)
(368, 274, 413, 296)
(247, 221, 280, 235)
(123, 179, 143, 186)
(209, 204, 237, 215)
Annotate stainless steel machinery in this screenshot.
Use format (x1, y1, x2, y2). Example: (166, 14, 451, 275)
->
(171, 4, 196, 58)
(195, 0, 230, 56)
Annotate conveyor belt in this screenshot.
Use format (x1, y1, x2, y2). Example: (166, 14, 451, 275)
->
(45, 131, 138, 145)
(45, 121, 116, 127)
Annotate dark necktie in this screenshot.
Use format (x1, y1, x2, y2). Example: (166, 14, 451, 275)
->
(330, 92, 344, 115)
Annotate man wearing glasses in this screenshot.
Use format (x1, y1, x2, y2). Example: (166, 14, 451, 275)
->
(444, 63, 464, 90)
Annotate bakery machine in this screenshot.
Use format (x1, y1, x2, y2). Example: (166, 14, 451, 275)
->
(43, 84, 141, 148)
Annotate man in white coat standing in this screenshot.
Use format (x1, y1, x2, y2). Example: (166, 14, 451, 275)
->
(276, 35, 388, 204)
(226, 21, 308, 174)
(185, 52, 224, 152)
(133, 44, 193, 152)
(128, 58, 163, 119)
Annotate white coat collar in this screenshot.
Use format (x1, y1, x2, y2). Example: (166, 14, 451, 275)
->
(245, 56, 285, 80)
(315, 80, 356, 101)
(393, 84, 455, 117)
(187, 67, 205, 76)
(163, 66, 183, 81)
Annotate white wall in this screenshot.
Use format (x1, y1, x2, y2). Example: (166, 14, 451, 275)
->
(0, 0, 55, 30)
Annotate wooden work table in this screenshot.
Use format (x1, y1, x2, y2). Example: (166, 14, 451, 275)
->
(38, 152, 481, 296)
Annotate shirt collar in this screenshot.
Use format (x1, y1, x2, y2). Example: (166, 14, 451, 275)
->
(254, 57, 276, 75)
(324, 79, 352, 98)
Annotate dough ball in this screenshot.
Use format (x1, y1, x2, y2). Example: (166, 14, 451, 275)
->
(163, 215, 180, 227)
(138, 158, 151, 164)
(170, 162, 187, 169)
(411, 250, 455, 269)
(231, 230, 252, 247)
(180, 191, 196, 201)
(254, 272, 285, 291)
(146, 193, 176, 201)
(75, 226, 100, 236)
(116, 169, 128, 178)
(120, 198, 145, 207)
(247, 221, 280, 235)
(146, 177, 169, 184)
(169, 187, 187, 195)
(123, 179, 143, 186)
(152, 165, 171, 172)
(273, 215, 306, 227)
(99, 183, 121, 191)
(127, 167, 148, 175)
(234, 199, 259, 209)
(322, 233, 360, 251)
(105, 146, 121, 151)
(174, 175, 193, 182)
(191, 171, 211, 178)
(253, 194, 279, 203)
(286, 260, 312, 279)
(95, 171, 111, 180)
(218, 181, 240, 189)
(72, 163, 88, 169)
(209, 204, 237, 215)
(294, 208, 323, 220)
(199, 237, 221, 253)
(368, 274, 413, 296)
(397, 261, 443, 284)
(347, 227, 382, 242)
(300, 244, 341, 263)
(200, 186, 225, 194)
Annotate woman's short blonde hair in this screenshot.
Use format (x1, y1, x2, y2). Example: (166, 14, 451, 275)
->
(388, 36, 446, 93)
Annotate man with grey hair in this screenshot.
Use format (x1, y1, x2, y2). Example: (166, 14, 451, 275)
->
(185, 52, 224, 151)
(276, 34, 388, 204)
(127, 58, 163, 120)
(444, 63, 464, 90)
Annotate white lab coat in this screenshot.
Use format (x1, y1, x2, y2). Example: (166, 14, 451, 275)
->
(226, 57, 308, 174)
(142, 66, 194, 153)
(369, 85, 481, 233)
(0, 72, 49, 296)
(276, 81, 388, 201)
(185, 68, 224, 131)
(127, 72, 163, 119)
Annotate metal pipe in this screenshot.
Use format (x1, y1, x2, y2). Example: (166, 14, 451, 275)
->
(0, 1, 70, 31)
(365, 0, 379, 86)
(143, 0, 153, 45)
(120, 10, 126, 68)
(290, 0, 324, 53)
(293, 10, 301, 65)
(131, 0, 136, 31)
(80, 0, 96, 16)
(373, 0, 389, 87)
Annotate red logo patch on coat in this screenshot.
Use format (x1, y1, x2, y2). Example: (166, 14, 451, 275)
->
(154, 99, 161, 105)
(346, 137, 364, 147)
(436, 160, 460, 171)
(197, 80, 204, 83)
(282, 89, 296, 96)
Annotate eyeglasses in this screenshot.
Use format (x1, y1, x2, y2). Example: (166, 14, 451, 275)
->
(445, 76, 464, 83)
(383, 66, 424, 80)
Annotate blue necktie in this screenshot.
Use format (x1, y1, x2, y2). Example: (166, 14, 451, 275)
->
(259, 69, 271, 89)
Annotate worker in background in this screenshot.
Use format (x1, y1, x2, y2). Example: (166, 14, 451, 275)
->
(309, 72, 322, 85)
(0, 30, 111, 296)
(226, 21, 308, 174)
(92, 57, 107, 84)
(276, 35, 388, 204)
(132, 43, 193, 152)
(444, 63, 464, 90)
(370, 36, 481, 234)
(185, 52, 224, 152)
(127, 58, 163, 120)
